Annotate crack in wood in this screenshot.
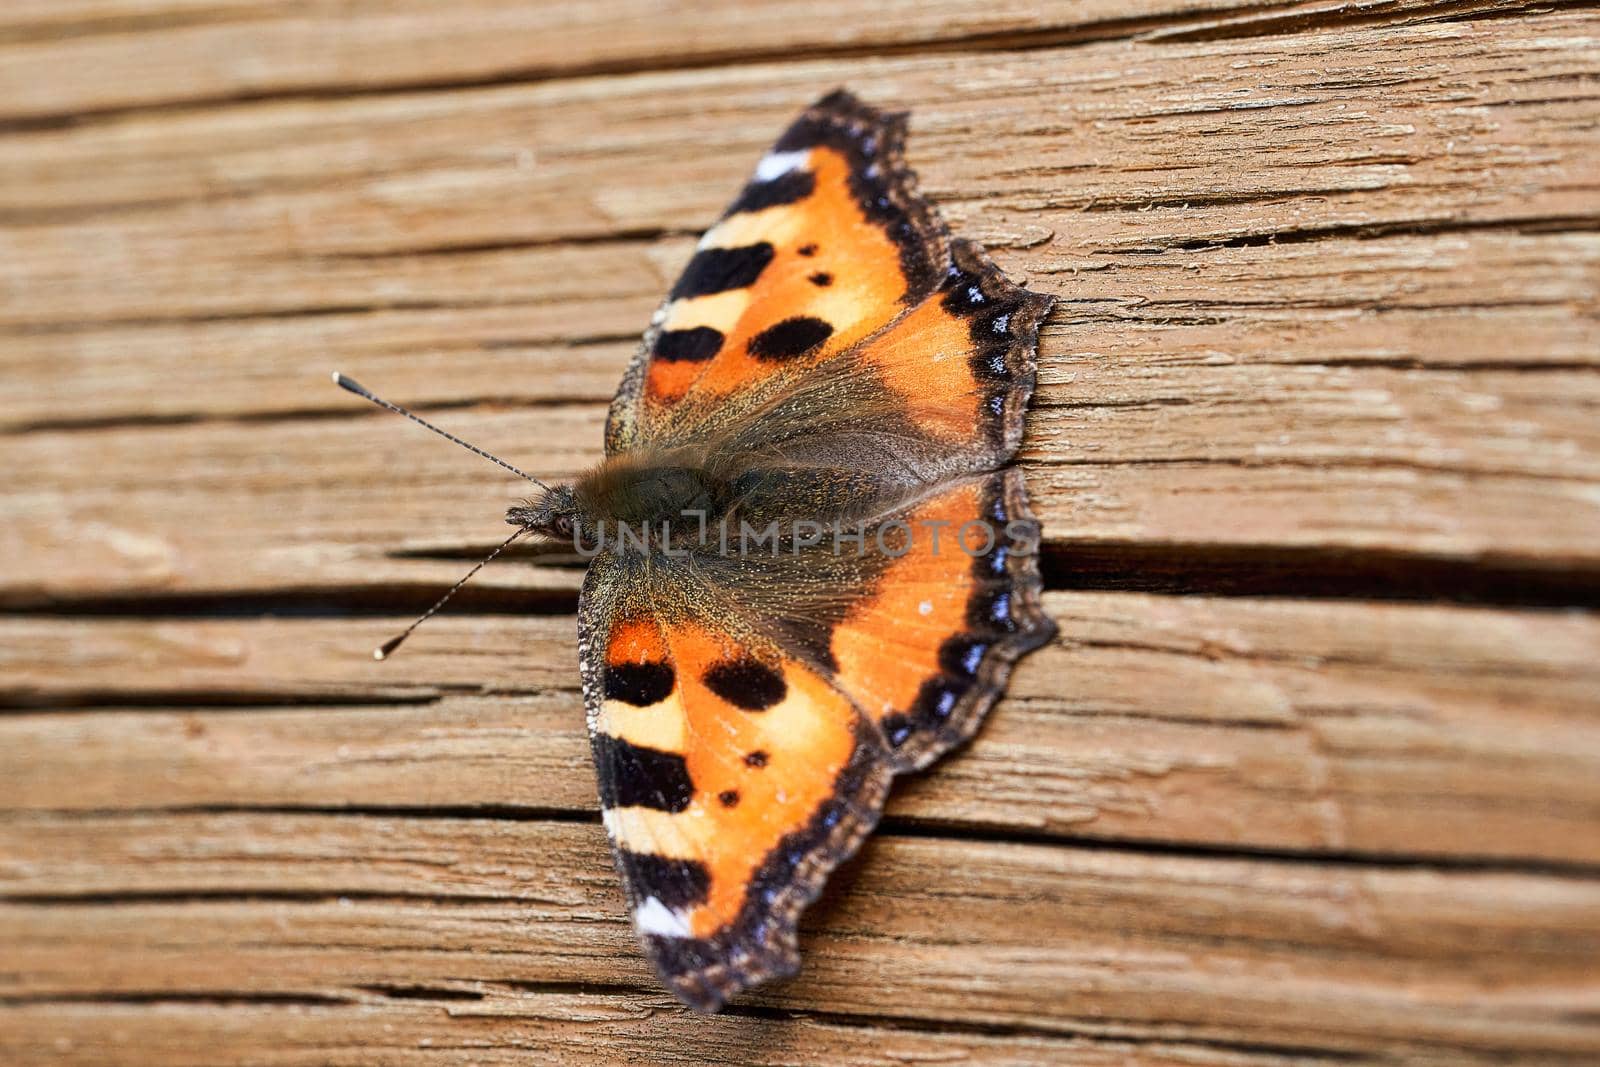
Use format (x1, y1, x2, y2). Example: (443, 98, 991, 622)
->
(0, 688, 449, 712)
(2, 533, 1595, 622)
(0, 991, 352, 1007)
(1149, 213, 1600, 251)
(880, 816, 1600, 878)
(1039, 541, 1600, 608)
(5, 803, 1599, 878)
(716, 1000, 1375, 1062)
(1144, 0, 1584, 42)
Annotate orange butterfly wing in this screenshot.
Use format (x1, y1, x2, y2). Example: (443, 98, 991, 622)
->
(577, 474, 1051, 1011)
(607, 90, 949, 452)
(579, 559, 892, 1011)
(828, 470, 1053, 771)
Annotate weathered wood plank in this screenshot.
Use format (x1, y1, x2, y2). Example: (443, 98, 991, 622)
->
(2, 233, 1596, 431)
(0, 1001, 1311, 1067)
(2, 815, 1596, 1062)
(7, 21, 1598, 303)
(3, 3, 1598, 1061)
(3, 15, 1596, 597)
(6, 321, 1599, 606)
(5, 590, 1597, 865)
(8, 10, 1596, 237)
(0, 0, 1515, 122)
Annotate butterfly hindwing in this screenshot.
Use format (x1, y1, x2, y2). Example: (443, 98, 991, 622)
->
(844, 239, 1054, 471)
(828, 469, 1055, 770)
(574, 468, 1051, 1010)
(578, 553, 894, 1012)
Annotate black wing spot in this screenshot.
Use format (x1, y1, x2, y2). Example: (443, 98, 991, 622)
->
(717, 789, 741, 808)
(594, 735, 694, 812)
(653, 326, 724, 363)
(744, 750, 770, 768)
(797, 243, 818, 257)
(748, 316, 834, 362)
(727, 170, 815, 215)
(604, 662, 675, 706)
(617, 851, 710, 910)
(670, 243, 775, 301)
(808, 271, 833, 287)
(704, 658, 787, 711)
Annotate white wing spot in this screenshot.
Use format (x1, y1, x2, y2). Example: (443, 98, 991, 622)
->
(635, 897, 691, 938)
(919, 600, 933, 616)
(755, 149, 810, 182)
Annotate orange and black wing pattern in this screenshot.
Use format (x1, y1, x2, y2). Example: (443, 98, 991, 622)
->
(581, 90, 1056, 1012)
(576, 471, 1052, 1011)
(827, 469, 1053, 771)
(606, 90, 952, 452)
(577, 556, 893, 1012)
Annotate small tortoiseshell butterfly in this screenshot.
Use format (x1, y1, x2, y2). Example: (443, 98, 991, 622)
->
(342, 90, 1055, 1012)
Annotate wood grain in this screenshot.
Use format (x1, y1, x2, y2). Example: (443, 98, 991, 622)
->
(5, 591, 1599, 864)
(1, 1001, 1331, 1067)
(0, 0, 1523, 122)
(3, 13, 1598, 611)
(2, 0, 1598, 1062)
(4, 814, 1599, 1064)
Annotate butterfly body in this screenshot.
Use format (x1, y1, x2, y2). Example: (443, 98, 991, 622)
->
(508, 90, 1056, 1012)
(510, 450, 721, 546)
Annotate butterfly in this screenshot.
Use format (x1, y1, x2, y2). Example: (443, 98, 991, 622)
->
(346, 89, 1055, 1013)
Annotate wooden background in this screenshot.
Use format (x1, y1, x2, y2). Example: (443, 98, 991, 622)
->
(3, 1, 1599, 1063)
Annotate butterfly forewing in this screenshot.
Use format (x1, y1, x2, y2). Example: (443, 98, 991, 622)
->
(607, 90, 951, 452)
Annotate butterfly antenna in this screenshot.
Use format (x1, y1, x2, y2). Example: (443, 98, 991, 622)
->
(331, 372, 549, 490)
(374, 527, 528, 660)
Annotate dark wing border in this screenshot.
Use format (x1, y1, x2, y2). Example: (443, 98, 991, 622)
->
(643, 723, 893, 1013)
(877, 468, 1058, 772)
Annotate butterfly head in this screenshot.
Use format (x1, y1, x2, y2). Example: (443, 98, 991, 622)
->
(507, 484, 580, 542)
